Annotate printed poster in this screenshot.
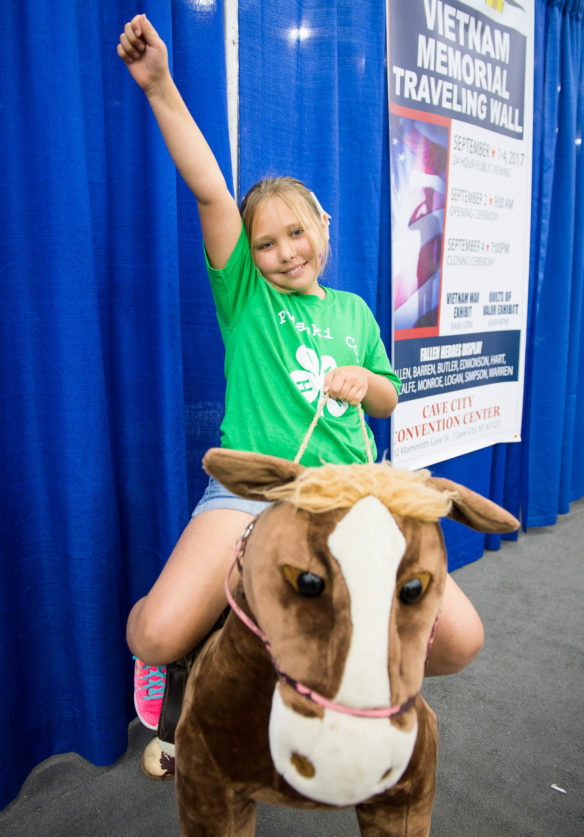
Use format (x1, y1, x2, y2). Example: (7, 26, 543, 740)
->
(387, 0, 534, 469)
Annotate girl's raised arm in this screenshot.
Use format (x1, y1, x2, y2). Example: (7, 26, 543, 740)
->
(117, 14, 241, 268)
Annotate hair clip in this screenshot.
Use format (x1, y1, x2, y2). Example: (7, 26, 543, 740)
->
(310, 191, 332, 220)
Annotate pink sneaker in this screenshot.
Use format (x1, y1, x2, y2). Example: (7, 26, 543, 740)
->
(133, 657, 167, 730)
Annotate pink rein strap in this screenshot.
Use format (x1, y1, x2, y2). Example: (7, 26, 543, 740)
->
(224, 553, 425, 720)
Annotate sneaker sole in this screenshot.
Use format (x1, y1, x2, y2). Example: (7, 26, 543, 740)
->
(134, 691, 160, 731)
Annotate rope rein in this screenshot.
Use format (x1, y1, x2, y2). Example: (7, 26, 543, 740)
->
(294, 393, 373, 465)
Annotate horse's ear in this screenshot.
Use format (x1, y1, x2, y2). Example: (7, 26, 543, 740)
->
(427, 476, 520, 534)
(202, 448, 305, 501)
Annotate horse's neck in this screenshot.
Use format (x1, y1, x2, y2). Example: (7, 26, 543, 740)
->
(214, 596, 275, 684)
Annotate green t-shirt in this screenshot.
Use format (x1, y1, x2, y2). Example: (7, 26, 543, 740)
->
(205, 224, 401, 466)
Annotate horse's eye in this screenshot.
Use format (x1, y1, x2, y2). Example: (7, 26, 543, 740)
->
(297, 572, 325, 597)
(399, 572, 432, 605)
(283, 565, 325, 597)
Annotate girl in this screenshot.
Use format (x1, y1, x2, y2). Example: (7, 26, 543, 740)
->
(118, 15, 484, 777)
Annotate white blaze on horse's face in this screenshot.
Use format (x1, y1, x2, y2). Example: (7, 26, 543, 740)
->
(269, 495, 418, 806)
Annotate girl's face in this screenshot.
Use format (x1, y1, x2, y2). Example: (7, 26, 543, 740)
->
(250, 197, 329, 298)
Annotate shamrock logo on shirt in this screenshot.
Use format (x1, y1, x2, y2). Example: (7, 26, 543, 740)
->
(289, 346, 348, 417)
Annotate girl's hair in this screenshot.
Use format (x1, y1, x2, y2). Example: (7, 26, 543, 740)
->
(239, 177, 330, 274)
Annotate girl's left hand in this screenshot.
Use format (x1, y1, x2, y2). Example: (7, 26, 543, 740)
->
(323, 366, 368, 405)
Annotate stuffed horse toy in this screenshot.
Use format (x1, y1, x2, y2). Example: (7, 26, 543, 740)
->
(174, 448, 519, 836)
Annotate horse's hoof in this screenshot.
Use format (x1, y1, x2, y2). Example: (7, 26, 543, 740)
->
(140, 737, 175, 780)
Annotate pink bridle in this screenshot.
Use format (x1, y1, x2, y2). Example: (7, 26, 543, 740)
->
(224, 519, 439, 720)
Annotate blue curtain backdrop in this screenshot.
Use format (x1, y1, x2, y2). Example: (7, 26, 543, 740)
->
(1, 0, 583, 810)
(521, 0, 584, 525)
(0, 0, 232, 808)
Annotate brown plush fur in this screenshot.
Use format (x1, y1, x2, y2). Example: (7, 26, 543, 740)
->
(175, 449, 519, 836)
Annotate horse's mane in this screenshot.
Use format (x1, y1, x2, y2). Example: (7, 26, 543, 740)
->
(258, 461, 455, 521)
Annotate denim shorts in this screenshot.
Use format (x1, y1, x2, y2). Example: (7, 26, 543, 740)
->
(191, 476, 271, 519)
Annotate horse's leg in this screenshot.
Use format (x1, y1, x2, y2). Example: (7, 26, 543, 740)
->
(176, 783, 256, 837)
(176, 788, 256, 837)
(355, 799, 432, 837)
(355, 706, 437, 837)
(355, 800, 408, 837)
(175, 713, 257, 837)
(229, 793, 257, 837)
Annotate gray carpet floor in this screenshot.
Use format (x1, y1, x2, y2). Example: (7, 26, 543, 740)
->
(2, 499, 583, 836)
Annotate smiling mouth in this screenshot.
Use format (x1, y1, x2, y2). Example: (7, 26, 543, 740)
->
(282, 262, 307, 276)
